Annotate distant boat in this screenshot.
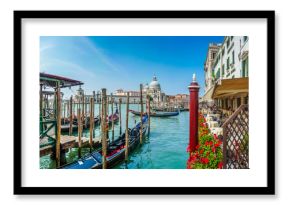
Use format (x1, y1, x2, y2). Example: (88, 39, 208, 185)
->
(179, 108, 189, 112)
(59, 115, 148, 169)
(129, 109, 179, 117)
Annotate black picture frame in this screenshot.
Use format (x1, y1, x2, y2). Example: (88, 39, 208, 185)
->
(14, 10, 275, 195)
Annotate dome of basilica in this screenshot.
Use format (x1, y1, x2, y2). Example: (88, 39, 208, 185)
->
(149, 75, 161, 90)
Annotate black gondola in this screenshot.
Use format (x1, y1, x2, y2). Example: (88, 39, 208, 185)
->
(130, 109, 179, 117)
(60, 115, 148, 169)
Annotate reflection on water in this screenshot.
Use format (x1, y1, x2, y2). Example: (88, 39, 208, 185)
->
(40, 104, 189, 169)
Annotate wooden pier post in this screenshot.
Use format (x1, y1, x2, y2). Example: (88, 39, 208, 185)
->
(39, 84, 43, 133)
(82, 93, 86, 129)
(85, 97, 87, 119)
(119, 98, 122, 135)
(101, 88, 107, 169)
(77, 108, 82, 158)
(106, 97, 109, 140)
(125, 92, 129, 161)
(188, 73, 200, 153)
(92, 91, 95, 138)
(111, 93, 115, 142)
(147, 95, 151, 135)
(63, 101, 66, 124)
(89, 97, 94, 153)
(139, 84, 143, 144)
(99, 91, 102, 125)
(72, 101, 75, 119)
(56, 82, 61, 168)
(69, 96, 73, 136)
(67, 101, 69, 123)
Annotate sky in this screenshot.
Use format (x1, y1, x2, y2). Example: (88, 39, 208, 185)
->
(40, 36, 224, 99)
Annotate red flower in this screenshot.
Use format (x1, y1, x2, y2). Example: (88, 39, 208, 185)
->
(196, 144, 200, 149)
(202, 158, 209, 164)
(218, 162, 223, 169)
(199, 149, 204, 154)
(212, 147, 216, 153)
(188, 155, 196, 164)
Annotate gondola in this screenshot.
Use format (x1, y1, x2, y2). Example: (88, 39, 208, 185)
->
(61, 116, 100, 133)
(61, 109, 119, 133)
(130, 109, 179, 117)
(179, 108, 189, 112)
(59, 115, 148, 169)
(108, 110, 119, 125)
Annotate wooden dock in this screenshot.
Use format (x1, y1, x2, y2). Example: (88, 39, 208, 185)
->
(40, 135, 101, 157)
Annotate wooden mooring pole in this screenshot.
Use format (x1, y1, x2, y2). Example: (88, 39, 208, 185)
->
(63, 101, 66, 124)
(82, 94, 86, 129)
(101, 88, 107, 169)
(139, 84, 143, 144)
(56, 82, 61, 168)
(89, 97, 94, 153)
(106, 97, 109, 141)
(69, 96, 73, 136)
(119, 98, 122, 135)
(99, 91, 102, 125)
(67, 100, 69, 123)
(92, 91, 95, 138)
(111, 93, 115, 142)
(147, 95, 151, 135)
(125, 92, 129, 161)
(39, 84, 43, 133)
(78, 108, 82, 158)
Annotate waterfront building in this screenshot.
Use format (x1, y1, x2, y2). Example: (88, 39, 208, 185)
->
(202, 43, 221, 105)
(114, 89, 140, 97)
(212, 36, 249, 81)
(175, 94, 190, 108)
(204, 43, 221, 93)
(212, 36, 249, 112)
(202, 36, 249, 113)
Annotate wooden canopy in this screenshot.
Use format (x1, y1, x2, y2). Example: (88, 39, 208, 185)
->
(40, 72, 84, 88)
(212, 77, 248, 99)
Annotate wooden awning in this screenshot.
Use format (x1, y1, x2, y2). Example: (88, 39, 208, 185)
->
(40, 72, 84, 88)
(212, 77, 248, 99)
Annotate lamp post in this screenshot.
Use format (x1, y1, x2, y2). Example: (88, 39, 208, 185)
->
(188, 73, 200, 153)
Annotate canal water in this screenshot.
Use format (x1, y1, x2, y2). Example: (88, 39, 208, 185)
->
(40, 104, 189, 169)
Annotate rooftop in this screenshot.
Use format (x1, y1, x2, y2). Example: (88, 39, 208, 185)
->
(40, 73, 84, 88)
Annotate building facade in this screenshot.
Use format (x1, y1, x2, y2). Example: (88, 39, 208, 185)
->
(212, 36, 249, 81)
(211, 36, 249, 112)
(202, 36, 249, 112)
(204, 43, 221, 93)
(175, 94, 189, 108)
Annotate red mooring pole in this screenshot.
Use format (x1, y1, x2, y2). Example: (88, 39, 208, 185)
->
(188, 73, 200, 153)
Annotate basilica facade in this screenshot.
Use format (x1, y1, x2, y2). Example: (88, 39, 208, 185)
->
(143, 75, 166, 106)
